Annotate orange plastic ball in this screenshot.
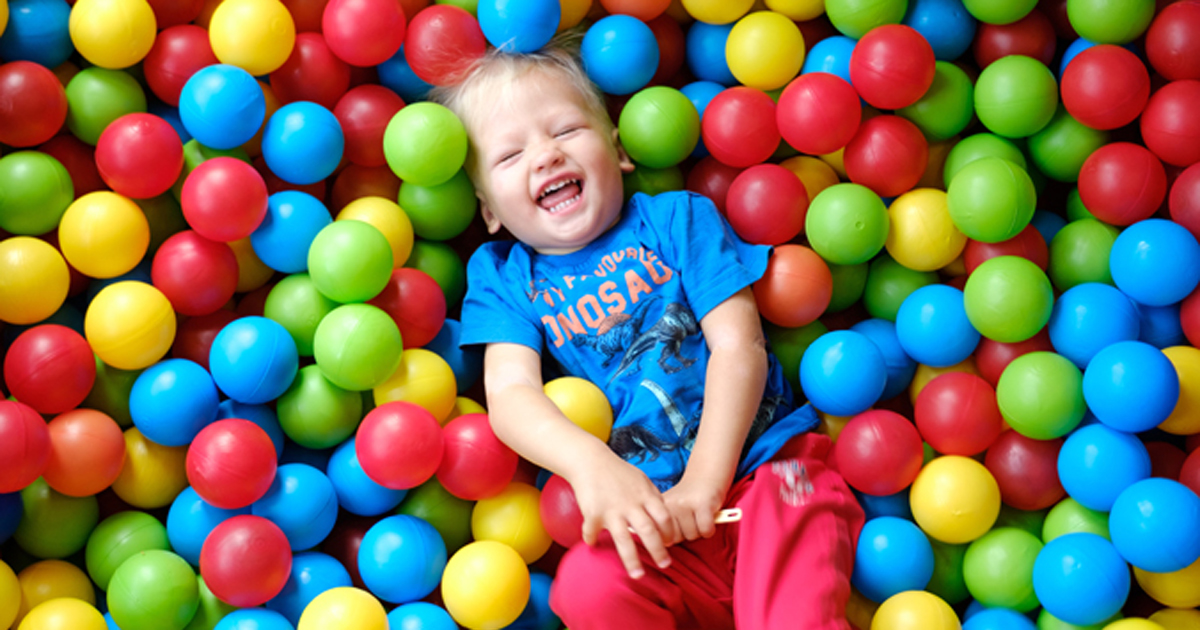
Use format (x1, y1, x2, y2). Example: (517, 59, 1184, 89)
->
(752, 244, 832, 327)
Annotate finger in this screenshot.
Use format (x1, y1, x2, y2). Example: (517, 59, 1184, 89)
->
(607, 519, 646, 579)
(581, 514, 602, 547)
(646, 500, 680, 545)
(629, 512, 673, 571)
(696, 507, 717, 539)
(675, 509, 700, 542)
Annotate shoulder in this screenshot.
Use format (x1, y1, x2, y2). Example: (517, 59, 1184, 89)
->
(467, 240, 533, 283)
(628, 190, 722, 232)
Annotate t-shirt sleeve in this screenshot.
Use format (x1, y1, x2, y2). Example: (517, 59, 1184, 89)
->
(459, 243, 544, 352)
(647, 192, 770, 321)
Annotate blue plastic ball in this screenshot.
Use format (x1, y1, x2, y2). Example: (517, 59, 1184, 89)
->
(852, 516, 935, 603)
(387, 602, 457, 630)
(149, 102, 191, 144)
(895, 284, 981, 368)
(506, 572, 560, 630)
(1059, 38, 1098, 77)
(799, 330, 888, 416)
(265, 551, 352, 625)
(903, 0, 978, 61)
(166, 486, 251, 567)
(1030, 210, 1067, 244)
(477, 0, 560, 53)
(1057, 423, 1151, 512)
(0, 0, 73, 68)
(213, 608, 294, 630)
(1110, 218, 1200, 307)
(581, 15, 659, 96)
(209, 316, 299, 404)
(104, 612, 118, 630)
(262, 102, 345, 186)
(854, 488, 913, 521)
(130, 358, 220, 447)
(680, 80, 725, 158)
(850, 318, 917, 400)
(423, 319, 482, 395)
(178, 64, 266, 151)
(1032, 533, 1130, 627)
(1109, 478, 1200, 573)
(326, 437, 407, 517)
(376, 45, 433, 103)
(962, 608, 1036, 630)
(1082, 340, 1179, 433)
(801, 35, 856, 83)
(685, 21, 737, 86)
(1047, 282, 1140, 369)
(0, 491, 23, 544)
(1135, 302, 1185, 349)
(358, 514, 447, 604)
(251, 191, 332, 274)
(963, 600, 988, 621)
(252, 463, 340, 551)
(217, 400, 285, 459)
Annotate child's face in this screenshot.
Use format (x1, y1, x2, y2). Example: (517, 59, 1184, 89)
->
(467, 70, 635, 256)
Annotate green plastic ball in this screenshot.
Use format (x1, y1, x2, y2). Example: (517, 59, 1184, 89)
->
(995, 351, 1085, 440)
(898, 61, 975, 143)
(0, 151, 74, 236)
(1026, 106, 1109, 183)
(14, 478, 99, 559)
(963, 0, 1036, 24)
(264, 273, 339, 356)
(974, 55, 1059, 138)
(826, 262, 869, 313)
(277, 364, 364, 449)
(85, 511, 170, 591)
(994, 505, 1048, 540)
(623, 164, 686, 201)
(1065, 188, 1096, 222)
(1048, 217, 1119, 292)
(1066, 0, 1155, 44)
(313, 303, 404, 391)
(135, 194, 189, 257)
(805, 183, 889, 265)
(185, 577, 237, 630)
(963, 255, 1054, 343)
(619, 86, 700, 169)
(765, 320, 829, 392)
(927, 538, 970, 605)
(398, 169, 477, 241)
(64, 67, 147, 146)
(862, 254, 939, 321)
(825, 0, 909, 39)
(946, 156, 1036, 243)
(396, 478, 476, 555)
(943, 133, 1027, 187)
(383, 102, 467, 187)
(81, 356, 141, 427)
(107, 550, 200, 630)
(405, 239, 467, 307)
(171, 141, 253, 202)
(1042, 497, 1110, 543)
(307, 220, 394, 303)
(962, 527, 1043, 612)
(1038, 610, 1120, 630)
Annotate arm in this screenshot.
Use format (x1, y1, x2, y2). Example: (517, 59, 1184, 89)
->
(663, 286, 768, 540)
(482, 342, 678, 578)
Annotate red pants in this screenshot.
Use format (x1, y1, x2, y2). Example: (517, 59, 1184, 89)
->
(549, 433, 865, 630)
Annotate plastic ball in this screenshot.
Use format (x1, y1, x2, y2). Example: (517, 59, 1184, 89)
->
(898, 60, 975, 143)
(180, 157, 269, 243)
(1141, 79, 1200, 168)
(986, 430, 1064, 512)
(1058, 422, 1150, 513)
(541, 376, 613, 442)
(1134, 553, 1200, 609)
(325, 436, 405, 516)
(870, 590, 960, 630)
(107, 550, 200, 630)
(914, 372, 1002, 456)
(1066, 0, 1154, 44)
(1025, 106, 1110, 183)
(396, 169, 477, 242)
(1083, 341, 1179, 433)
(963, 255, 1054, 343)
(0, 151, 73, 237)
(11, 559, 97, 628)
(850, 318, 916, 399)
(963, 225, 1048, 276)
(217, 608, 294, 630)
(262, 101, 344, 186)
(963, 527, 1042, 611)
(247, 464, 337, 553)
(142, 24, 217, 106)
(1108, 477, 1200, 574)
(357, 514, 447, 604)
(372, 347, 457, 421)
(882, 189, 964, 272)
(477, 0, 556, 53)
(67, 0, 156, 70)
(0, 0, 73, 68)
(725, 10, 804, 92)
(1161, 345, 1200, 435)
(313, 303, 403, 391)
(680, 0, 751, 23)
(1111, 218, 1200, 307)
(262, 553, 348, 626)
(538, 473, 584, 549)
(1077, 142, 1166, 226)
(752, 243, 831, 328)
(297, 587, 388, 630)
(382, 102, 466, 188)
(701, 86, 779, 168)
(64, 67, 149, 146)
(1043, 496, 1109, 543)
(129, 358, 219, 448)
(356, 402, 443, 491)
(963, 608, 1036, 630)
(276, 365, 361, 450)
(367, 268, 446, 350)
(201, 515, 292, 607)
(1145, 1, 1200, 81)
(436, 413, 518, 501)
(618, 86, 699, 169)
(322, 0, 406, 66)
(166, 486, 250, 567)
(178, 64, 265, 150)
(248, 191, 329, 274)
(824, 0, 908, 39)
(943, 132, 1026, 185)
(972, 8, 1056, 69)
(1033, 533, 1130, 626)
(334, 197, 412, 269)
(806, 183, 889, 265)
(441, 541, 530, 630)
(995, 351, 1084, 439)
(209, 316, 299, 404)
(19, 597, 106, 630)
(471, 482, 551, 564)
(152, 231, 239, 316)
(1060, 45, 1149, 131)
(208, 0, 295, 76)
(902, 0, 977, 61)
(44, 409, 125, 497)
(911, 455, 1001, 544)
(307, 220, 393, 304)
(777, 72, 861, 157)
(85, 510, 170, 591)
(1048, 282, 1139, 368)
(844, 115, 929, 199)
(835, 410, 924, 496)
(85, 282, 176, 371)
(0, 61, 68, 148)
(896, 284, 980, 368)
(110, 426, 189, 509)
(334, 85, 405, 169)
(186, 418, 277, 510)
(386, 602, 457, 630)
(404, 5, 486, 87)
(0, 400, 49, 494)
(850, 24, 935, 110)
(57, 191, 149, 281)
(974, 55, 1058, 138)
(853, 516, 935, 603)
(0, 237, 68, 326)
(800, 33, 854, 81)
(1172, 163, 1200, 243)
(947, 157, 1036, 243)
(722, 164, 807, 246)
(266, 31, 349, 111)
(800, 330, 888, 416)
(3, 324, 94, 415)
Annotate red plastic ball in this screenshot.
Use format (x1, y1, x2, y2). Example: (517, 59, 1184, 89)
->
(752, 244, 831, 328)
(0, 61, 68, 147)
(1077, 142, 1167, 226)
(832, 409, 924, 496)
(701, 86, 780, 168)
(181, 157, 270, 242)
(646, 13, 685, 85)
(983, 430, 1065, 511)
(0, 400, 51, 493)
(368, 268, 447, 349)
(44, 409, 125, 497)
(1145, 441, 1187, 480)
(539, 474, 584, 549)
(95, 113, 185, 200)
(843, 115, 928, 198)
(173, 309, 240, 370)
(143, 25, 219, 106)
(436, 413, 518, 501)
(849, 24, 936, 110)
(1170, 162, 1200, 241)
(1038, 0, 1076, 39)
(1061, 45, 1151, 131)
(200, 514, 293, 607)
(1146, 0, 1200, 81)
(38, 135, 106, 197)
(1181, 447, 1200, 496)
(963, 224, 1049, 274)
(973, 9, 1056, 69)
(777, 72, 862, 156)
(331, 164, 402, 211)
(1182, 285, 1200, 347)
(282, 0, 331, 33)
(152, 230, 239, 317)
(725, 164, 809, 246)
(237, 282, 276, 318)
(147, 0, 204, 28)
(974, 328, 1053, 387)
(3, 324, 96, 415)
(334, 85, 405, 168)
(914, 372, 1004, 456)
(684, 157, 742, 215)
(1141, 79, 1200, 168)
(269, 32, 351, 110)
(356, 401, 445, 490)
(600, 0, 669, 21)
(404, 5, 485, 86)
(323, 0, 408, 67)
(187, 419, 279, 510)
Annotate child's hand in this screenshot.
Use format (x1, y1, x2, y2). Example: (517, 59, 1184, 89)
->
(573, 457, 678, 580)
(662, 475, 728, 542)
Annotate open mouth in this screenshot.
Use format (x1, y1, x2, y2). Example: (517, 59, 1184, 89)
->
(538, 178, 583, 214)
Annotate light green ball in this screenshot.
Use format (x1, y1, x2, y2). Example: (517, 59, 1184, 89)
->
(962, 527, 1043, 612)
(1067, 0, 1156, 44)
(383, 102, 467, 187)
(963, 0, 1037, 24)
(996, 351, 1085, 440)
(898, 61, 975, 142)
(86, 511, 170, 591)
(805, 183, 889, 265)
(264, 273, 339, 356)
(14, 478, 99, 559)
(1038, 609, 1121, 630)
(623, 165, 685, 200)
(107, 550, 200, 630)
(307, 220, 394, 303)
(963, 255, 1054, 343)
(0, 151, 74, 236)
(825, 0, 909, 39)
(396, 478, 476, 555)
(277, 364, 364, 449)
(398, 169, 478, 241)
(943, 133, 1027, 187)
(974, 55, 1059, 138)
(64, 67, 147, 146)
(1042, 497, 1110, 543)
(185, 577, 237, 630)
(1048, 217, 1119, 292)
(619, 87, 700, 169)
(313, 303, 404, 391)
(1027, 106, 1110, 183)
(947, 156, 1036, 243)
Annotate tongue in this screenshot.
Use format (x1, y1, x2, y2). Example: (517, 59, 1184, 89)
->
(539, 182, 582, 209)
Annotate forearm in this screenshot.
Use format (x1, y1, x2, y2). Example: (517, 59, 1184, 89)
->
(685, 339, 768, 492)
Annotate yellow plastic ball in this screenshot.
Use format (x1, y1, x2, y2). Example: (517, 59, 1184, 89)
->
(1160, 346, 1200, 435)
(909, 357, 980, 404)
(726, 10, 805, 91)
(194, 0, 224, 28)
(682, 0, 753, 23)
(870, 591, 961, 630)
(228, 237, 274, 293)
(58, 191, 149, 279)
(1149, 608, 1200, 630)
(374, 348, 458, 422)
(297, 587, 388, 630)
(818, 411, 852, 442)
(780, 155, 840, 203)
(14, 561, 95, 629)
(208, 0, 296, 76)
(445, 396, 487, 425)
(337, 197, 415, 269)
(820, 147, 848, 179)
(110, 427, 189, 509)
(543, 376, 613, 442)
(472, 482, 552, 565)
(1104, 621, 1165, 630)
(910, 455, 1000, 544)
(18, 598, 107, 630)
(1135, 555, 1200, 609)
(0, 560, 19, 629)
(847, 586, 881, 630)
(558, 0, 592, 31)
(765, 0, 824, 20)
(1, 0, 8, 38)
(886, 189, 967, 272)
(0, 236, 69, 325)
(68, 0, 157, 70)
(942, 254, 968, 277)
(442, 541, 531, 630)
(85, 281, 176, 370)
(243, 80, 279, 158)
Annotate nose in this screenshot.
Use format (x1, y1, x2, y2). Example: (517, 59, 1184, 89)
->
(533, 138, 565, 172)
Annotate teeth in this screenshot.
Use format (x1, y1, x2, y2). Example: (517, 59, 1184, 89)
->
(548, 193, 581, 214)
(539, 178, 578, 200)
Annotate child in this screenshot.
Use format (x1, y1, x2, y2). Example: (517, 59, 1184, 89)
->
(433, 42, 865, 630)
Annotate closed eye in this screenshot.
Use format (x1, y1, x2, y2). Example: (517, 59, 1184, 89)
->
(555, 127, 581, 138)
(496, 150, 521, 166)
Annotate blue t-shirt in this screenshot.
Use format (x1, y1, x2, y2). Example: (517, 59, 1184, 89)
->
(460, 191, 818, 490)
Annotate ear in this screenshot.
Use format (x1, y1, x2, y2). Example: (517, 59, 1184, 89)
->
(479, 195, 504, 234)
(612, 127, 636, 174)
